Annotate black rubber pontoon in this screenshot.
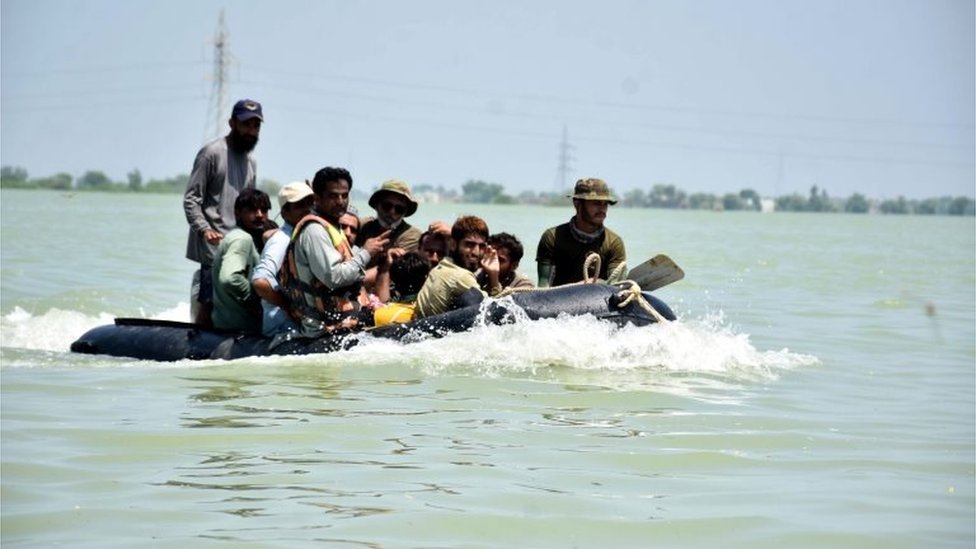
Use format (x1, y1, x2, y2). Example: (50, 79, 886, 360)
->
(70, 283, 675, 362)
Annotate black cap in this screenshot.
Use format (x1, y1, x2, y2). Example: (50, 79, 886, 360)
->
(232, 99, 263, 122)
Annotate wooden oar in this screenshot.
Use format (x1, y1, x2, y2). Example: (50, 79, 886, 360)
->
(625, 254, 684, 291)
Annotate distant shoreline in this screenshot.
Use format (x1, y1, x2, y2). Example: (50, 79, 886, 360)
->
(2, 181, 972, 216)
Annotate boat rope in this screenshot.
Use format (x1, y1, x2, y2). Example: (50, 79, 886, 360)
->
(582, 253, 601, 284)
(606, 261, 628, 283)
(612, 280, 669, 323)
(494, 253, 630, 299)
(494, 284, 540, 299)
(494, 277, 669, 324)
(581, 252, 628, 284)
(494, 253, 612, 299)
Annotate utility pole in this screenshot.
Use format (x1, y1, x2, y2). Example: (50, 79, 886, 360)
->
(205, 10, 230, 141)
(554, 124, 574, 193)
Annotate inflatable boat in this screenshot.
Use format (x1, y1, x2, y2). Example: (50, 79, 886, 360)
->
(70, 282, 676, 362)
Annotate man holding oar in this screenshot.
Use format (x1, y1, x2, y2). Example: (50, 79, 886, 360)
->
(535, 177, 626, 287)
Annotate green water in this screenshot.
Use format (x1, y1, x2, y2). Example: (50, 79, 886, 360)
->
(2, 189, 973, 548)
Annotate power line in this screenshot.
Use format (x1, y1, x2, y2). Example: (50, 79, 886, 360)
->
(4, 58, 969, 132)
(234, 77, 973, 152)
(1, 82, 205, 102)
(243, 64, 975, 131)
(260, 101, 974, 169)
(0, 94, 205, 114)
(7, 68, 970, 153)
(1, 61, 205, 79)
(4, 56, 969, 150)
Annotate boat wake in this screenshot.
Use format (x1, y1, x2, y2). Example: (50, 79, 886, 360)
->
(335, 309, 819, 400)
(2, 302, 819, 401)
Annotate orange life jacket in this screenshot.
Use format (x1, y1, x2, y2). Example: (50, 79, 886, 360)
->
(280, 214, 360, 328)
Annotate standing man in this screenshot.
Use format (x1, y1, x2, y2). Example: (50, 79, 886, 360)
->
(415, 215, 501, 318)
(184, 98, 264, 327)
(284, 167, 389, 337)
(535, 177, 626, 287)
(356, 179, 423, 257)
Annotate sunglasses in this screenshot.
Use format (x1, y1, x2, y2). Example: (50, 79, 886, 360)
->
(379, 201, 407, 215)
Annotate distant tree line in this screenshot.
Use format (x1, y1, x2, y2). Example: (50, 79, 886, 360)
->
(473, 180, 975, 216)
(0, 166, 283, 196)
(0, 166, 191, 193)
(2, 166, 973, 216)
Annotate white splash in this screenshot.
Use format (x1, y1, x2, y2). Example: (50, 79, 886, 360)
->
(2, 303, 819, 400)
(1, 303, 191, 353)
(339, 308, 819, 393)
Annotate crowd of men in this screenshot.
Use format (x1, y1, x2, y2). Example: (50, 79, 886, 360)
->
(183, 99, 626, 337)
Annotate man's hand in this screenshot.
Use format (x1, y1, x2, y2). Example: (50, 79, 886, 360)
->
(363, 230, 391, 258)
(480, 246, 502, 295)
(378, 247, 405, 273)
(427, 221, 451, 236)
(202, 228, 223, 245)
(480, 246, 500, 274)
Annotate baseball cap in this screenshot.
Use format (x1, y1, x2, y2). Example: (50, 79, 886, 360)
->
(232, 99, 263, 122)
(277, 181, 314, 208)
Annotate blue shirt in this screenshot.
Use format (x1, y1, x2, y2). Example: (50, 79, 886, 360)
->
(251, 222, 297, 336)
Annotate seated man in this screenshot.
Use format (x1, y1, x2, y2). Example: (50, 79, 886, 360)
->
(340, 206, 395, 311)
(251, 181, 314, 337)
(282, 166, 389, 337)
(372, 251, 431, 326)
(356, 179, 423, 256)
(536, 177, 626, 287)
(418, 230, 450, 268)
(479, 232, 534, 291)
(212, 188, 275, 333)
(338, 206, 361, 245)
(415, 215, 501, 318)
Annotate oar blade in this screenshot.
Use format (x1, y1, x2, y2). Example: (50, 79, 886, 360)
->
(626, 254, 684, 291)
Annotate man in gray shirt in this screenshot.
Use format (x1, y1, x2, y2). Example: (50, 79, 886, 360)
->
(286, 167, 389, 337)
(183, 98, 263, 327)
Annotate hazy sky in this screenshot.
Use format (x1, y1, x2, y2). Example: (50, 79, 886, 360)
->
(2, 0, 973, 199)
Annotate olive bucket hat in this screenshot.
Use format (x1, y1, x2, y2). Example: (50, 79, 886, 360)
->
(368, 179, 419, 217)
(568, 177, 617, 205)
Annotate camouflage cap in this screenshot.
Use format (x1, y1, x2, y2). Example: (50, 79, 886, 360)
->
(368, 179, 418, 217)
(568, 178, 617, 205)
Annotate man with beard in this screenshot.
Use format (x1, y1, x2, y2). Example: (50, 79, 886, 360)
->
(535, 177, 626, 287)
(211, 188, 276, 334)
(183, 98, 263, 327)
(356, 179, 423, 256)
(415, 215, 501, 318)
(284, 167, 389, 337)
